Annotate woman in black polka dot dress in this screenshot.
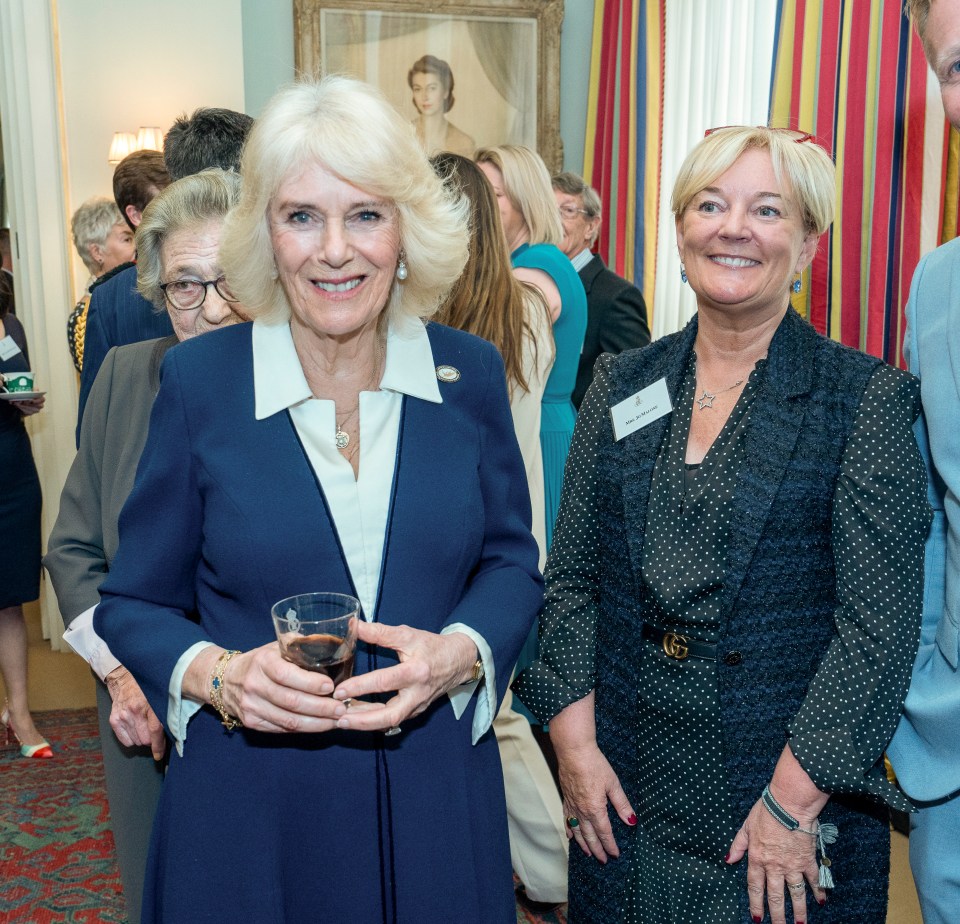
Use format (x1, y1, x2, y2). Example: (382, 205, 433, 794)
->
(514, 127, 931, 924)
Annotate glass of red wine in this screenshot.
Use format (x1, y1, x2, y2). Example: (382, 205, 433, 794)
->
(271, 592, 360, 685)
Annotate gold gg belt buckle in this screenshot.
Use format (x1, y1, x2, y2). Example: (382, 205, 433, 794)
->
(662, 632, 690, 660)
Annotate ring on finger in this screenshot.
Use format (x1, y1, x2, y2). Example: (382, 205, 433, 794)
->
(787, 881, 805, 894)
(385, 726, 401, 736)
(341, 698, 353, 709)
(566, 816, 579, 829)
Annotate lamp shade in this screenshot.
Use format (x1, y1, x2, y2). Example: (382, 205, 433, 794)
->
(136, 126, 165, 152)
(107, 131, 137, 165)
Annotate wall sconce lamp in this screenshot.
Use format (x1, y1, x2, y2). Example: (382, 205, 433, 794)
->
(136, 126, 165, 152)
(107, 126, 166, 165)
(107, 131, 137, 165)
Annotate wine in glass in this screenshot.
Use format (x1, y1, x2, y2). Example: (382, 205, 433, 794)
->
(271, 592, 360, 684)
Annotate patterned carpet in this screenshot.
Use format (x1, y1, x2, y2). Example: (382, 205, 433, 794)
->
(1, 708, 566, 924)
(0, 708, 126, 923)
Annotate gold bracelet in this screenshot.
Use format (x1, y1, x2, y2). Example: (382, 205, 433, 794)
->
(210, 649, 242, 730)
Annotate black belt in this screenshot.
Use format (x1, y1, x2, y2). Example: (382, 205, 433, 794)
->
(642, 623, 718, 661)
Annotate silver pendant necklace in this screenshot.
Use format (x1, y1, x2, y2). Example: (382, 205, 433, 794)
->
(695, 378, 744, 410)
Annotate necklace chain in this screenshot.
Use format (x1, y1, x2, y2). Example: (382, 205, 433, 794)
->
(334, 343, 384, 451)
(695, 377, 744, 411)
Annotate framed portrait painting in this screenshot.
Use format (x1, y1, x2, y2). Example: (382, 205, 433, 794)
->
(294, 0, 564, 171)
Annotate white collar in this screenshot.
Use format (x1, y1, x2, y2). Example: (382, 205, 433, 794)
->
(570, 248, 594, 272)
(252, 313, 442, 420)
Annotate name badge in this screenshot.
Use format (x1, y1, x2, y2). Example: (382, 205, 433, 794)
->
(0, 336, 22, 361)
(609, 378, 672, 441)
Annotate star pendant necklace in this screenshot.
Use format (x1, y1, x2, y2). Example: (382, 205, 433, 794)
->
(695, 377, 744, 411)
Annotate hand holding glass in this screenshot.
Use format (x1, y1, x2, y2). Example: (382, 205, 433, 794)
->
(271, 592, 360, 685)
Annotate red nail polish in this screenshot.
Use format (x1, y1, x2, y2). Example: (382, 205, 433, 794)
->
(752, 916, 762, 923)
(627, 813, 637, 825)
(818, 898, 826, 907)
(723, 852, 730, 862)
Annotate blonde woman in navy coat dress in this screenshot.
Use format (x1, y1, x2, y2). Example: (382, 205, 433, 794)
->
(94, 76, 542, 924)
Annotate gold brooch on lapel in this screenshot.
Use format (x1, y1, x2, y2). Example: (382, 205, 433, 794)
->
(436, 365, 461, 383)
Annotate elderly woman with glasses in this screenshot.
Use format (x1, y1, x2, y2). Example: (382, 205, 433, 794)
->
(514, 126, 931, 924)
(90, 77, 541, 923)
(45, 169, 247, 924)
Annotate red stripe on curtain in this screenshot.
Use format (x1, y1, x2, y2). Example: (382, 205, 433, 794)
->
(614, 0, 634, 274)
(809, 3, 841, 335)
(790, 0, 807, 119)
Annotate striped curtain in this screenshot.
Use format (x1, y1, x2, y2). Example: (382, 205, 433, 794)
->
(583, 0, 659, 300)
(582, 0, 957, 358)
(770, 0, 954, 366)
(583, 0, 780, 339)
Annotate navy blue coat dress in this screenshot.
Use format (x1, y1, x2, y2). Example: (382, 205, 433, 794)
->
(95, 320, 543, 924)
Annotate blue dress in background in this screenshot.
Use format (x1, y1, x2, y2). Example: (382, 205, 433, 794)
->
(0, 315, 41, 608)
(511, 242, 587, 549)
(511, 242, 586, 702)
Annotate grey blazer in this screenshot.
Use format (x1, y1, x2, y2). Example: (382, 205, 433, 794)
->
(45, 336, 176, 622)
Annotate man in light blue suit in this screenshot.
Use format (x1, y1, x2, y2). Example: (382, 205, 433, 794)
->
(889, 3, 960, 920)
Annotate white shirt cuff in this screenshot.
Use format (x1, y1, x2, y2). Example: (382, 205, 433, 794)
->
(62, 604, 122, 682)
(441, 623, 496, 744)
(168, 641, 217, 756)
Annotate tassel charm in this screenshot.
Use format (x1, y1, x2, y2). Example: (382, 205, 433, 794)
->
(816, 822, 838, 889)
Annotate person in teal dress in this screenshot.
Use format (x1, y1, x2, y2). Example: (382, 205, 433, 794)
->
(476, 146, 587, 551)
(477, 145, 587, 694)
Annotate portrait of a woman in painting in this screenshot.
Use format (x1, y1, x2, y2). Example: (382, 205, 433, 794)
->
(408, 54, 476, 158)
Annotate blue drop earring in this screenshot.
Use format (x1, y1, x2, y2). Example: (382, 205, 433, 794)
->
(792, 276, 802, 294)
(680, 265, 688, 284)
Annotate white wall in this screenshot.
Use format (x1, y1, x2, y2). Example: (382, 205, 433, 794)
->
(57, 0, 245, 299)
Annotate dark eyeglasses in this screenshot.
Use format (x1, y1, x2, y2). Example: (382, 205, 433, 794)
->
(704, 126, 816, 145)
(159, 275, 238, 311)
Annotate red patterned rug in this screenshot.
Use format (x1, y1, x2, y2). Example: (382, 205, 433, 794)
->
(0, 708, 125, 923)
(1, 708, 566, 923)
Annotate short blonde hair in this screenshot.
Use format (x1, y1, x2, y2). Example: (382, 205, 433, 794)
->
(220, 76, 470, 325)
(670, 127, 836, 235)
(475, 145, 563, 247)
(135, 169, 241, 310)
(71, 197, 126, 274)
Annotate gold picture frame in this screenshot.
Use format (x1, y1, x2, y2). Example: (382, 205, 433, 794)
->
(293, 0, 564, 171)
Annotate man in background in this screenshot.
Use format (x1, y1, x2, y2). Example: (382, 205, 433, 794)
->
(75, 149, 171, 436)
(552, 172, 650, 408)
(77, 107, 253, 438)
(163, 106, 253, 180)
(888, 2, 960, 921)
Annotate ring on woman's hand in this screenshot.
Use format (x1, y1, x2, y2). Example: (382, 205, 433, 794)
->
(787, 881, 805, 893)
(341, 698, 353, 709)
(566, 816, 579, 829)
(385, 725, 402, 736)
